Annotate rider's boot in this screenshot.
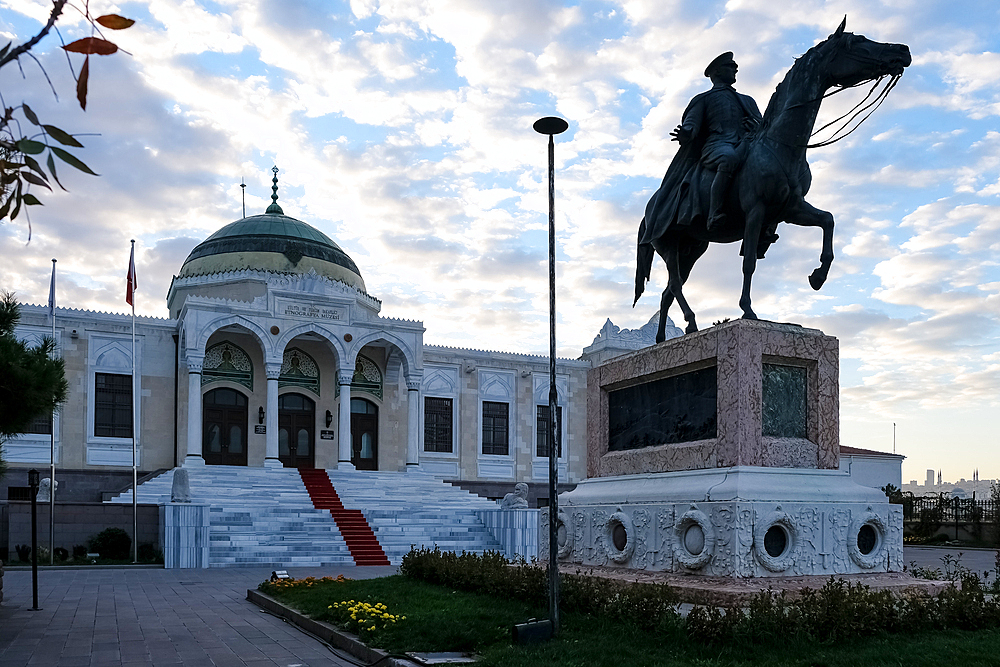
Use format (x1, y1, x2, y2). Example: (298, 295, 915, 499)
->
(706, 169, 732, 232)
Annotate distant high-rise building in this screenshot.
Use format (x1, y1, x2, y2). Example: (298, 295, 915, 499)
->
(938, 470, 943, 485)
(926, 469, 935, 487)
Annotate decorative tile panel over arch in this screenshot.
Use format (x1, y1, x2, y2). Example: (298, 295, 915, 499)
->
(279, 347, 320, 395)
(202, 341, 254, 391)
(335, 352, 383, 400)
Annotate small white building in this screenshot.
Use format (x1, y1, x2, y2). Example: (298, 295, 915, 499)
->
(838, 445, 904, 491)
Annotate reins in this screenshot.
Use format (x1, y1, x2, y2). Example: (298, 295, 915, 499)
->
(805, 74, 900, 148)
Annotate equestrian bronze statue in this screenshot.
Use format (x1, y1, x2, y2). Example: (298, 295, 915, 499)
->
(634, 19, 910, 342)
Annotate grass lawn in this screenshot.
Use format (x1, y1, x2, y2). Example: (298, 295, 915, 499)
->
(259, 574, 1000, 667)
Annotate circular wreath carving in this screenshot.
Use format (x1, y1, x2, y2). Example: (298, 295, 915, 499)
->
(754, 511, 797, 573)
(556, 511, 573, 560)
(849, 511, 887, 569)
(672, 509, 715, 570)
(605, 511, 634, 564)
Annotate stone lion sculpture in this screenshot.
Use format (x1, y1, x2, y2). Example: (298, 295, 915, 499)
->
(36, 478, 57, 502)
(500, 482, 529, 509)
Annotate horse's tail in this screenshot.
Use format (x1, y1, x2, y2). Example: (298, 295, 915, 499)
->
(634, 217, 654, 306)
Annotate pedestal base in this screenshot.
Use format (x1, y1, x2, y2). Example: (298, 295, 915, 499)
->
(542, 467, 903, 578)
(182, 455, 206, 467)
(262, 458, 284, 469)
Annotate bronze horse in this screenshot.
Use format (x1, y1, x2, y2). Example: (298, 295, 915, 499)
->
(634, 20, 911, 341)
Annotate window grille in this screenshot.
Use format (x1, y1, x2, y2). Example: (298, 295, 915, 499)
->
(536, 405, 562, 458)
(424, 397, 453, 453)
(482, 401, 509, 455)
(95, 373, 132, 438)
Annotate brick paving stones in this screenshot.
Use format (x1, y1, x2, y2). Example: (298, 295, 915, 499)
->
(0, 565, 396, 667)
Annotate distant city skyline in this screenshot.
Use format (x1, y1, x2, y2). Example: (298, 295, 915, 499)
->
(1, 1, 997, 482)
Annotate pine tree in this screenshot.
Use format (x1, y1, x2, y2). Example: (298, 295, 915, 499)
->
(0, 290, 68, 478)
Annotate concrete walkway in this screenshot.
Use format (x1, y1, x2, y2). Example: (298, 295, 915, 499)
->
(0, 565, 396, 667)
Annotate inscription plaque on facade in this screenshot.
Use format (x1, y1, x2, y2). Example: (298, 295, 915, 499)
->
(283, 304, 342, 320)
(254, 425, 266, 435)
(320, 430, 335, 440)
(762, 363, 807, 438)
(275, 297, 344, 321)
(607, 366, 717, 451)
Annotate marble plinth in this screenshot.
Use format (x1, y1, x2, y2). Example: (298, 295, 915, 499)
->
(543, 467, 903, 577)
(161, 503, 211, 569)
(587, 319, 839, 478)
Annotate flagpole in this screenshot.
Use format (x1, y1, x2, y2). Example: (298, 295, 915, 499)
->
(129, 240, 138, 564)
(49, 258, 56, 565)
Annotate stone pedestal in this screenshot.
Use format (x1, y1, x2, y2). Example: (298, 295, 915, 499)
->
(550, 319, 901, 578)
(588, 319, 839, 477)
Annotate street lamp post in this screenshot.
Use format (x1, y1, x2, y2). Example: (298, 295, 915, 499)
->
(28, 468, 41, 610)
(533, 115, 568, 637)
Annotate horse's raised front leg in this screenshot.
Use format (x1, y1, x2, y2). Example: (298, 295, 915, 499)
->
(739, 204, 767, 320)
(782, 198, 834, 290)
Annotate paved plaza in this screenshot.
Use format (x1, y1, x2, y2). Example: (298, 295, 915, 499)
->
(1, 547, 997, 667)
(0, 565, 396, 667)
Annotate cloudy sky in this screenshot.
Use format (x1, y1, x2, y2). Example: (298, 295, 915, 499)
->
(1, 0, 998, 484)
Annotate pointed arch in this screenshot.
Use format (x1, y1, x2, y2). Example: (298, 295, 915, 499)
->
(274, 321, 346, 367)
(347, 329, 419, 380)
(191, 315, 272, 360)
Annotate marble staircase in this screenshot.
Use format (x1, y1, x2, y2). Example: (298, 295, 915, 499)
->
(107, 466, 502, 567)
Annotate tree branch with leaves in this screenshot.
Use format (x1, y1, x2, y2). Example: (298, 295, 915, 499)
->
(0, 0, 134, 237)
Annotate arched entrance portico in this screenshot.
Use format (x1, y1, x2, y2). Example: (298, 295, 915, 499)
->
(203, 388, 249, 466)
(279, 393, 316, 469)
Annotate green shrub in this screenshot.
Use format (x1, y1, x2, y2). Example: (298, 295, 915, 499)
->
(72, 544, 88, 560)
(54, 547, 69, 561)
(89, 527, 131, 560)
(685, 576, 1000, 646)
(399, 547, 680, 631)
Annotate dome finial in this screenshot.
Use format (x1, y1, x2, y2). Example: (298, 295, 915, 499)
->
(266, 165, 284, 214)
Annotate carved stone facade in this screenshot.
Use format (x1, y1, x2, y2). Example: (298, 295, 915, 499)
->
(545, 468, 904, 577)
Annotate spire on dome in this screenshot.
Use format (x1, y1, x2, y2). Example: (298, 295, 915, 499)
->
(266, 165, 284, 214)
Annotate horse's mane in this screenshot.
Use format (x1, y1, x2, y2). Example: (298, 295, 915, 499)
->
(758, 36, 833, 133)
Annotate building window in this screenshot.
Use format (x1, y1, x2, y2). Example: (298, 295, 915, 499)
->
(482, 401, 509, 455)
(25, 412, 53, 435)
(536, 405, 562, 458)
(95, 373, 132, 438)
(424, 397, 453, 453)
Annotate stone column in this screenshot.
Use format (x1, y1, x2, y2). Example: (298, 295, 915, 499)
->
(405, 375, 422, 470)
(263, 362, 283, 468)
(184, 356, 205, 467)
(337, 368, 355, 471)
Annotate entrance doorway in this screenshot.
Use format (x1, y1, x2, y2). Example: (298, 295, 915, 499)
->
(279, 393, 316, 469)
(203, 388, 248, 466)
(350, 398, 378, 470)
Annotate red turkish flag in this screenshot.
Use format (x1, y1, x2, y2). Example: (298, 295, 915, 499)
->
(126, 244, 137, 307)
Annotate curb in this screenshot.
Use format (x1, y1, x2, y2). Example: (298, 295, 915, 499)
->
(246, 589, 419, 667)
(4, 564, 164, 571)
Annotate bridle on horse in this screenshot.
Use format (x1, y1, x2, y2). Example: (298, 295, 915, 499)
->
(771, 36, 904, 149)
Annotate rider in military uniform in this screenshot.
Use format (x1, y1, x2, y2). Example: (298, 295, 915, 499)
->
(672, 52, 762, 232)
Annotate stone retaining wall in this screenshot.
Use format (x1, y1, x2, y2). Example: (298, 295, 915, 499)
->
(5, 501, 159, 560)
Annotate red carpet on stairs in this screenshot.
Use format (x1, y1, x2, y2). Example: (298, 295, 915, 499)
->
(299, 469, 390, 566)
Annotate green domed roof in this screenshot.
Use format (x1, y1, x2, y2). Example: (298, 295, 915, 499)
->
(177, 170, 365, 290)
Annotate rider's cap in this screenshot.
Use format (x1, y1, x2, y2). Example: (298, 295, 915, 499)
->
(705, 52, 736, 77)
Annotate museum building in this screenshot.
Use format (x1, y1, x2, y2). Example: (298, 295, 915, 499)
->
(5, 183, 615, 504)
